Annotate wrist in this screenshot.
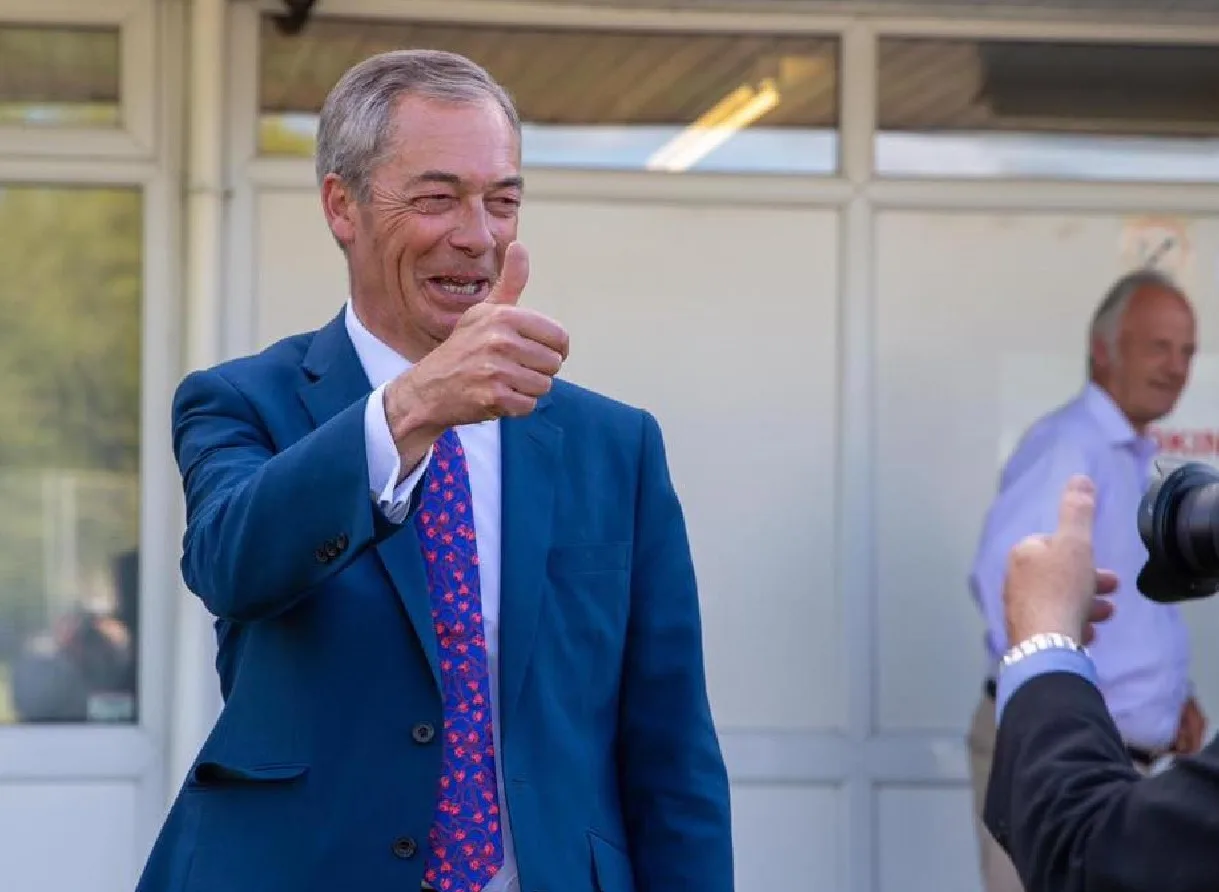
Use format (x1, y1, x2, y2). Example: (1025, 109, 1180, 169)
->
(384, 376, 443, 475)
(1001, 630, 1086, 669)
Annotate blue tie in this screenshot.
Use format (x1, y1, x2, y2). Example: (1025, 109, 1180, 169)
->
(414, 429, 504, 892)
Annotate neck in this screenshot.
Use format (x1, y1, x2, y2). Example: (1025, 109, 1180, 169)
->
(1090, 378, 1149, 434)
(350, 294, 433, 364)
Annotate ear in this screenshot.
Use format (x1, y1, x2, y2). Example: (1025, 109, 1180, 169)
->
(1090, 333, 1115, 377)
(320, 173, 358, 248)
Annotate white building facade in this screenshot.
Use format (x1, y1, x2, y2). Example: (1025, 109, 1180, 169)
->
(3, 1, 1219, 890)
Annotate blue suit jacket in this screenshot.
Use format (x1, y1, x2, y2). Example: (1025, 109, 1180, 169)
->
(136, 312, 733, 892)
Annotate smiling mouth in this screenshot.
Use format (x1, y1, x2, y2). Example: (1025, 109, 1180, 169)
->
(427, 276, 490, 299)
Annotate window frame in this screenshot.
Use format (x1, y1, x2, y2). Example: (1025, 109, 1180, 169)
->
(0, 2, 182, 867)
(0, 0, 157, 160)
(249, 0, 846, 177)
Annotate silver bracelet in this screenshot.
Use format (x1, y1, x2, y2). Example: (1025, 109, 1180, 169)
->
(1000, 632, 1086, 670)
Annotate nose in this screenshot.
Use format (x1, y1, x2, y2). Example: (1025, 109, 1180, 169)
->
(1169, 347, 1193, 380)
(448, 198, 495, 257)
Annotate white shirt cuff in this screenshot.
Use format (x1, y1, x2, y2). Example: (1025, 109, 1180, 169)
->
(364, 383, 431, 525)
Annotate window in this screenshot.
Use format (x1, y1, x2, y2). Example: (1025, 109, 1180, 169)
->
(0, 25, 121, 128)
(259, 16, 840, 174)
(875, 38, 1219, 182)
(0, 186, 142, 725)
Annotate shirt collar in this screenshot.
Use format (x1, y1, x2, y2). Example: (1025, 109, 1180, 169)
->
(343, 298, 411, 389)
(1082, 381, 1158, 458)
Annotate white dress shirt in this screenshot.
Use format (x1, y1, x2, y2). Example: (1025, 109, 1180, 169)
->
(345, 299, 519, 892)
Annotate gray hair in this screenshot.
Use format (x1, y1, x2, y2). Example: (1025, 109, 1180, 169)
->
(315, 49, 521, 203)
(1087, 268, 1187, 377)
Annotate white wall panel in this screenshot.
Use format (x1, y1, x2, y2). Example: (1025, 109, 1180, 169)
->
(873, 210, 1219, 733)
(255, 190, 349, 344)
(730, 783, 841, 890)
(876, 786, 978, 892)
(254, 188, 846, 733)
(520, 199, 843, 732)
(0, 781, 138, 892)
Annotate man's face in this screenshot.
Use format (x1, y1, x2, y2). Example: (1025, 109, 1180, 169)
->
(322, 93, 523, 361)
(1096, 285, 1197, 430)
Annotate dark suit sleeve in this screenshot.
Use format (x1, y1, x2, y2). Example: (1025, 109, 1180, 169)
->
(172, 367, 384, 622)
(985, 670, 1219, 892)
(616, 410, 734, 891)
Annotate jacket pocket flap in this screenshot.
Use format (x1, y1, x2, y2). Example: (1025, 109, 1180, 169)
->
(588, 831, 634, 892)
(549, 543, 629, 577)
(189, 759, 309, 787)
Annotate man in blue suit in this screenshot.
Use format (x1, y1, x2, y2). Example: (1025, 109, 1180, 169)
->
(135, 48, 732, 892)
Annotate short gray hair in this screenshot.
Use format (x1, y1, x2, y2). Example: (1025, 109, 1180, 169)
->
(1087, 268, 1187, 377)
(315, 49, 521, 203)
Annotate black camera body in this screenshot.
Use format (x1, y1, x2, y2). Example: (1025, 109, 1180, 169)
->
(1138, 461, 1219, 603)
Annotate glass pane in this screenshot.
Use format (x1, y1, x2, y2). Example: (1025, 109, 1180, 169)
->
(876, 38, 1219, 182)
(0, 186, 142, 724)
(0, 24, 121, 127)
(258, 16, 839, 174)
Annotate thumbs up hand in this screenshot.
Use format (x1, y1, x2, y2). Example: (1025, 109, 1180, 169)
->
(1004, 476, 1118, 648)
(484, 241, 530, 308)
(384, 242, 570, 459)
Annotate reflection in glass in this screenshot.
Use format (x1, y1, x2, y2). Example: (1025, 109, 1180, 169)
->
(876, 132, 1219, 182)
(876, 37, 1219, 182)
(0, 186, 142, 724)
(257, 16, 840, 174)
(0, 25, 121, 128)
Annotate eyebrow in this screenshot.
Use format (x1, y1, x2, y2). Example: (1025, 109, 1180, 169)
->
(409, 171, 525, 191)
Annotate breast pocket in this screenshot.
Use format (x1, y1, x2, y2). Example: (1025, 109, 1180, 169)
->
(547, 542, 630, 578)
(545, 543, 631, 703)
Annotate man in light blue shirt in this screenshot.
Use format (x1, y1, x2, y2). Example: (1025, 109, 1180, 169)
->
(965, 268, 1203, 892)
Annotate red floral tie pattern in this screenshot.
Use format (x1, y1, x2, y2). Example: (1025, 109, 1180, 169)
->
(414, 429, 504, 892)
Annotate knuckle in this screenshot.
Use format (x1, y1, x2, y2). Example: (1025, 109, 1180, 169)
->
(485, 329, 512, 352)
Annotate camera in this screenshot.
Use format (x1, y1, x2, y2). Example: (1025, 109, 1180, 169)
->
(1138, 461, 1219, 603)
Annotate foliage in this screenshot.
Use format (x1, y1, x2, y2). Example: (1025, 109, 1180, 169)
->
(0, 186, 142, 672)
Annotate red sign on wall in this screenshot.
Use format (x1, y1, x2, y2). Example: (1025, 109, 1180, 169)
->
(1150, 426, 1219, 458)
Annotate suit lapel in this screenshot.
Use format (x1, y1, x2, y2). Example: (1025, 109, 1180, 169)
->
(297, 311, 441, 692)
(497, 403, 561, 738)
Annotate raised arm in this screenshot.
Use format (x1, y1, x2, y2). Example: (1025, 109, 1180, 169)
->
(173, 367, 389, 622)
(987, 669, 1219, 892)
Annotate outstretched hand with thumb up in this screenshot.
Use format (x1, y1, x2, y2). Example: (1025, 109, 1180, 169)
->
(1004, 475, 1118, 648)
(383, 241, 571, 465)
(484, 240, 530, 308)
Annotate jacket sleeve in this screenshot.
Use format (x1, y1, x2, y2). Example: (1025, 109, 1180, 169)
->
(616, 410, 734, 891)
(985, 670, 1219, 892)
(172, 366, 396, 622)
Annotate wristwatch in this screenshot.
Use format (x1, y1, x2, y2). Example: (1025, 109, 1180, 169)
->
(1000, 631, 1086, 669)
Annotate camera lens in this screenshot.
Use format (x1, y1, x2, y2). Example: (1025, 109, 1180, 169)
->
(1137, 461, 1219, 603)
(1176, 480, 1219, 575)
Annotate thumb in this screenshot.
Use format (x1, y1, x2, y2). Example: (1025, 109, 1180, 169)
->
(486, 242, 529, 306)
(1057, 475, 1096, 543)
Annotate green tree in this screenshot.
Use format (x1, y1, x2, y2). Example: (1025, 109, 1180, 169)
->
(0, 186, 142, 670)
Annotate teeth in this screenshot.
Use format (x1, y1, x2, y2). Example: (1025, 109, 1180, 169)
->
(434, 279, 481, 296)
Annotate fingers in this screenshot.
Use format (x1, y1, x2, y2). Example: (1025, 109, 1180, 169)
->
(486, 242, 529, 306)
(1095, 569, 1119, 595)
(1088, 596, 1115, 623)
(1057, 475, 1097, 543)
(509, 309, 570, 361)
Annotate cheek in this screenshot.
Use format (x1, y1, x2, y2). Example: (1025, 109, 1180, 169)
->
(493, 214, 520, 242)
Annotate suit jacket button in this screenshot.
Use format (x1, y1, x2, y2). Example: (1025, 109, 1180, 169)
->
(392, 836, 417, 859)
(412, 722, 435, 744)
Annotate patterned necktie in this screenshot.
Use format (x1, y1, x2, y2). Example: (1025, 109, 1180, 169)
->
(414, 429, 504, 892)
